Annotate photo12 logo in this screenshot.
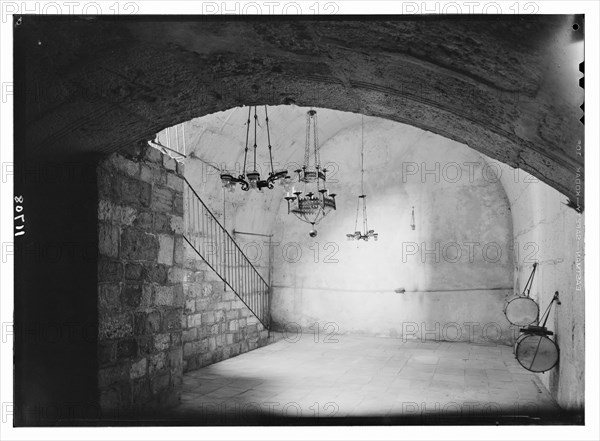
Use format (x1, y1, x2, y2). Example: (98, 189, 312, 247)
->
(401, 161, 539, 185)
(397, 400, 541, 418)
(2, 402, 13, 424)
(2, 2, 139, 22)
(279, 321, 340, 343)
(401, 321, 504, 343)
(199, 2, 340, 15)
(400, 241, 539, 264)
(1, 162, 13, 183)
(1, 82, 12, 103)
(2, 242, 13, 263)
(2, 322, 13, 343)
(401, 241, 503, 264)
(2, 401, 101, 423)
(198, 399, 339, 420)
(399, 2, 540, 14)
(195, 239, 340, 265)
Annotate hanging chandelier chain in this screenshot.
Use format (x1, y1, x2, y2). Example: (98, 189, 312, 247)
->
(265, 105, 274, 175)
(222, 105, 287, 193)
(363, 196, 368, 234)
(315, 112, 322, 192)
(354, 195, 360, 233)
(314, 111, 320, 169)
(253, 106, 258, 172)
(304, 112, 311, 170)
(242, 106, 251, 176)
(347, 114, 377, 241)
(361, 115, 367, 233)
(361, 115, 365, 196)
(286, 109, 336, 234)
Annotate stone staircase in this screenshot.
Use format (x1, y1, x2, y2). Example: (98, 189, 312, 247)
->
(181, 230, 271, 372)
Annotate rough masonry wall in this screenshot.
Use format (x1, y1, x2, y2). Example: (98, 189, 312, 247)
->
(96, 144, 185, 414)
(181, 222, 271, 372)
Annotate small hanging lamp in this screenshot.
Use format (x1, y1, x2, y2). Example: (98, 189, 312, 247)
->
(346, 115, 378, 242)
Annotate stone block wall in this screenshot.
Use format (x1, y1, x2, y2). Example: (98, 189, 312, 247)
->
(181, 242, 270, 372)
(97, 143, 185, 414)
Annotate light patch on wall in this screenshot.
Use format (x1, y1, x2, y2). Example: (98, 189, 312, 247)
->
(180, 105, 515, 344)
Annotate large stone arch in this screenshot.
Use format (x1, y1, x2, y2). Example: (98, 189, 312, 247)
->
(19, 15, 583, 206)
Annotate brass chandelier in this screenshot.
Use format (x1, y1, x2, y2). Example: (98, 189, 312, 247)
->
(283, 109, 337, 237)
(220, 105, 288, 191)
(347, 115, 378, 242)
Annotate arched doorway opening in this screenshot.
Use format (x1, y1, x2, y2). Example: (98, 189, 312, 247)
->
(13, 15, 584, 425)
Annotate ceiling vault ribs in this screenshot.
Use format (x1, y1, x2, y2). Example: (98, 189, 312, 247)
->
(349, 80, 582, 173)
(279, 73, 346, 87)
(394, 46, 538, 95)
(317, 35, 538, 95)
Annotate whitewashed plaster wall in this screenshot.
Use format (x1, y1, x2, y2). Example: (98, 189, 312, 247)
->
(492, 159, 584, 412)
(182, 106, 515, 345)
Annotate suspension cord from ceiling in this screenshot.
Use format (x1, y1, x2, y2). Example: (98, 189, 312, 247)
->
(242, 106, 251, 175)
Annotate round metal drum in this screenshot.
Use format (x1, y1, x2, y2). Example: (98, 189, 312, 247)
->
(504, 296, 539, 326)
(514, 334, 559, 373)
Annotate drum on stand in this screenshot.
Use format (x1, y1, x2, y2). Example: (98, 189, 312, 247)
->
(513, 291, 561, 374)
(504, 295, 539, 326)
(505, 262, 540, 326)
(514, 330, 559, 373)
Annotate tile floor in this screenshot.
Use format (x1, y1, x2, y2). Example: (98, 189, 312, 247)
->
(169, 334, 566, 424)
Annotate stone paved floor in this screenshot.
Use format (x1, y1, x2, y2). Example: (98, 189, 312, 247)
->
(170, 334, 564, 423)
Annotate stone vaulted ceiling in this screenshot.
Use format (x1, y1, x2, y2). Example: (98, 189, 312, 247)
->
(17, 15, 584, 206)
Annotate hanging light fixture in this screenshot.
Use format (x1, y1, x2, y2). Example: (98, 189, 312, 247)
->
(283, 109, 337, 237)
(346, 115, 378, 242)
(220, 105, 287, 192)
